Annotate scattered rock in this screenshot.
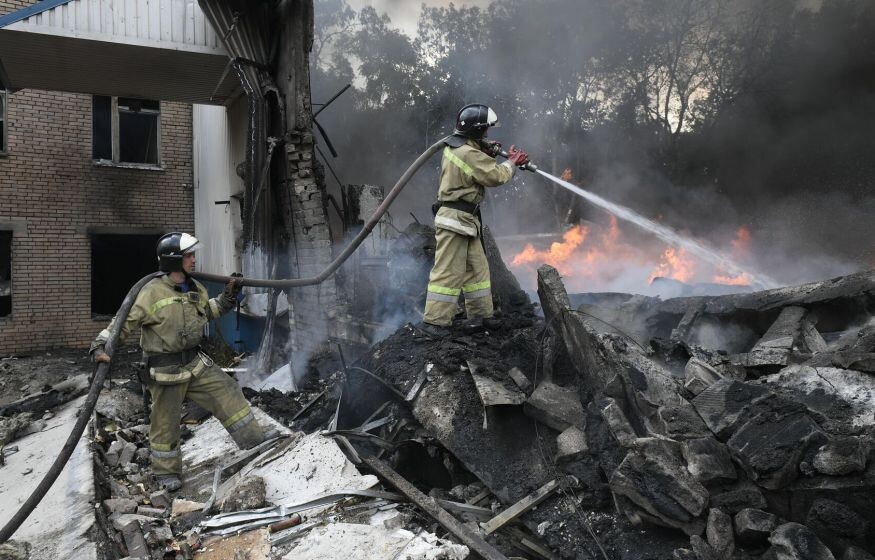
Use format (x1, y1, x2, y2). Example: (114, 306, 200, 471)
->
(685, 358, 723, 396)
(727, 411, 826, 489)
(692, 380, 772, 439)
(600, 398, 637, 447)
(149, 490, 171, 510)
(523, 381, 585, 432)
(735, 508, 779, 546)
(706, 508, 735, 559)
(768, 522, 836, 560)
(102, 498, 138, 515)
(812, 437, 870, 476)
(0, 540, 31, 560)
(682, 437, 736, 483)
(610, 440, 709, 535)
(805, 499, 867, 543)
(220, 475, 267, 513)
(171, 498, 205, 517)
(555, 425, 588, 462)
(657, 400, 711, 440)
(709, 485, 767, 514)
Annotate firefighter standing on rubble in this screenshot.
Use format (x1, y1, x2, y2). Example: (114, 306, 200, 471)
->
(421, 104, 530, 335)
(90, 232, 269, 491)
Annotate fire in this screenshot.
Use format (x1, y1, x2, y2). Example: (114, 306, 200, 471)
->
(648, 248, 696, 283)
(560, 168, 573, 181)
(713, 272, 753, 286)
(509, 216, 758, 292)
(511, 216, 623, 278)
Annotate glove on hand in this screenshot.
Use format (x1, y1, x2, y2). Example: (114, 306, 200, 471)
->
(93, 348, 111, 363)
(223, 272, 244, 300)
(507, 145, 530, 167)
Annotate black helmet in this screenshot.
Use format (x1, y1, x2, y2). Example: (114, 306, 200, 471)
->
(454, 104, 499, 139)
(156, 232, 199, 272)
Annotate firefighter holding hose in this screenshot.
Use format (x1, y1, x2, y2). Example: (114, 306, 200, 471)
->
(420, 104, 530, 336)
(90, 232, 269, 491)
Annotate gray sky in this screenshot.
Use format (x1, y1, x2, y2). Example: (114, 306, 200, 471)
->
(345, 0, 493, 35)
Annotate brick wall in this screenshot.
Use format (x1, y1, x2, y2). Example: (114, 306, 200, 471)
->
(0, 87, 193, 354)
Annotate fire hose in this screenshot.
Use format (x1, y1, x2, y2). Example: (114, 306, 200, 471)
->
(0, 137, 539, 542)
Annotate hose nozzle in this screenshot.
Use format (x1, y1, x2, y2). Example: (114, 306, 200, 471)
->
(498, 150, 538, 173)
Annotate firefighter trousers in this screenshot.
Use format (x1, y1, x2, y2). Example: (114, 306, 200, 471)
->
(423, 227, 493, 326)
(147, 364, 264, 476)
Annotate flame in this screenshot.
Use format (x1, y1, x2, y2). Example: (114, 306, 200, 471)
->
(713, 272, 753, 286)
(512, 224, 589, 273)
(648, 248, 696, 283)
(560, 168, 573, 182)
(730, 226, 751, 257)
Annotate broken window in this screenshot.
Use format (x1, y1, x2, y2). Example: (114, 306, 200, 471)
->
(90, 233, 162, 316)
(92, 96, 160, 165)
(0, 89, 6, 154)
(0, 231, 10, 317)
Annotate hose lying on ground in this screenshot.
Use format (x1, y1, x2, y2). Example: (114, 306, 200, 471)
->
(0, 139, 447, 543)
(0, 272, 162, 543)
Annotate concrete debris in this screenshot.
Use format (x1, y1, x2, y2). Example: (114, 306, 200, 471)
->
(812, 436, 870, 476)
(727, 411, 826, 489)
(769, 522, 837, 560)
(524, 381, 585, 432)
(609, 440, 709, 535)
(102, 498, 138, 515)
(507, 367, 532, 392)
(170, 498, 204, 517)
(682, 437, 736, 483)
(285, 523, 469, 560)
(805, 499, 868, 550)
(684, 357, 723, 395)
(555, 425, 588, 462)
(219, 475, 267, 512)
(600, 398, 638, 447)
(705, 508, 735, 559)
(734, 508, 780, 546)
(0, 541, 31, 560)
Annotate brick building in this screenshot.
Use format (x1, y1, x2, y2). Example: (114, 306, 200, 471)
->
(0, 0, 338, 367)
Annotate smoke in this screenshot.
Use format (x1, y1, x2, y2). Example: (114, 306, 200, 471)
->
(312, 0, 875, 295)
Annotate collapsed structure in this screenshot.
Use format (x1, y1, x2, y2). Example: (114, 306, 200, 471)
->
(2, 231, 873, 559)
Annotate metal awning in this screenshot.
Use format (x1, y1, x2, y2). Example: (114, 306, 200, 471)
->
(0, 0, 239, 105)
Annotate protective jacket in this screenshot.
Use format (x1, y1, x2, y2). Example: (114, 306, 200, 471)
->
(91, 274, 235, 384)
(91, 273, 263, 476)
(423, 137, 515, 326)
(433, 137, 515, 237)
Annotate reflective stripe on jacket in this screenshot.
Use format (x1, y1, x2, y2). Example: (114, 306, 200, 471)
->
(91, 274, 235, 383)
(435, 140, 514, 237)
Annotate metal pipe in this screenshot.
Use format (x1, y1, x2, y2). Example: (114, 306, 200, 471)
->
(0, 272, 163, 543)
(192, 138, 446, 288)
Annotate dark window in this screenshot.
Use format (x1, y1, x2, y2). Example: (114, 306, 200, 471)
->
(0, 90, 6, 154)
(92, 95, 112, 160)
(92, 96, 160, 165)
(0, 231, 10, 317)
(91, 234, 162, 316)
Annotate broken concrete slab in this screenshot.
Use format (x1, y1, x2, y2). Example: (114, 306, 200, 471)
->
(171, 498, 204, 517)
(709, 484, 768, 515)
(524, 381, 584, 432)
(762, 365, 875, 430)
(692, 379, 773, 439)
(657, 400, 711, 440)
(742, 306, 809, 369)
(734, 508, 779, 546)
(682, 437, 736, 483)
(727, 411, 826, 489)
(469, 365, 526, 408)
(0, 397, 97, 560)
(769, 522, 836, 560)
(685, 358, 723, 395)
(609, 440, 709, 535)
(119, 519, 149, 558)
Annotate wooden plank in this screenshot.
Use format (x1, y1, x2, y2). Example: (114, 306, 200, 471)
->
(480, 479, 563, 536)
(362, 457, 509, 560)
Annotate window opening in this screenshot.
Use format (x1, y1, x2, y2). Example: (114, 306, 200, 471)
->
(92, 96, 161, 165)
(0, 231, 10, 317)
(91, 234, 162, 316)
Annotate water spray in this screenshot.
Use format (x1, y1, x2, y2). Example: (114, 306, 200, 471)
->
(529, 168, 778, 290)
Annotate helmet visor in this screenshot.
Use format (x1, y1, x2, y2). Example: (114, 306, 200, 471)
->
(179, 233, 200, 254)
(486, 107, 500, 128)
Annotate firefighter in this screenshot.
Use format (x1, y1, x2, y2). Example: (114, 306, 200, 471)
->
(91, 232, 267, 491)
(421, 104, 529, 334)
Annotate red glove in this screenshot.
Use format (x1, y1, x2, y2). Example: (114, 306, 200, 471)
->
(507, 145, 530, 167)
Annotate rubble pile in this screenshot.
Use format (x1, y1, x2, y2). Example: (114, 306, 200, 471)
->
(353, 266, 875, 559)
